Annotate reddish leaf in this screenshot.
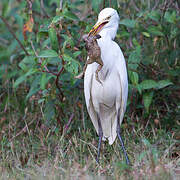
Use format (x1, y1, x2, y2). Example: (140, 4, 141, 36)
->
(23, 15, 34, 40)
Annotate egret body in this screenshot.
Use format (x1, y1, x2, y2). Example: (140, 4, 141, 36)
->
(84, 8, 130, 164)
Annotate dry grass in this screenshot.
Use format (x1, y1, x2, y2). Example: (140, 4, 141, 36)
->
(0, 86, 179, 179)
(0, 115, 179, 179)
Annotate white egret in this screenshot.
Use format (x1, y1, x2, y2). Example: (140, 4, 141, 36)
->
(84, 8, 130, 164)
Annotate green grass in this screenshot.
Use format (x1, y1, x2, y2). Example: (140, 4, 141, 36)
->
(0, 109, 179, 179)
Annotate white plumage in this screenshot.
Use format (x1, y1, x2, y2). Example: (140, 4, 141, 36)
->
(84, 8, 129, 163)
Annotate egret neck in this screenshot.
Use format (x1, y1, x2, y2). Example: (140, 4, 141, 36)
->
(98, 24, 118, 40)
(96, 26, 119, 80)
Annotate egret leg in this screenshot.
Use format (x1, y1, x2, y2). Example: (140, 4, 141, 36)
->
(117, 110, 130, 165)
(96, 115, 103, 163)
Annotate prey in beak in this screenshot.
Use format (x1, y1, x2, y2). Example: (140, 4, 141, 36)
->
(88, 16, 111, 36)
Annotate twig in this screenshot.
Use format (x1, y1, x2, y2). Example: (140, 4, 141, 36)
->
(55, 66, 64, 99)
(0, 15, 29, 56)
(152, 0, 159, 10)
(10, 118, 35, 141)
(30, 40, 57, 76)
(173, 0, 180, 14)
(161, 0, 174, 20)
(109, 0, 111, 7)
(131, 0, 140, 12)
(60, 0, 63, 10)
(64, 113, 74, 133)
(103, 0, 105, 8)
(31, 40, 65, 121)
(40, 0, 49, 18)
(81, 105, 85, 130)
(27, 0, 32, 9)
(0, 37, 9, 45)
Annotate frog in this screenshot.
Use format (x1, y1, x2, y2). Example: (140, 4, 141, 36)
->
(75, 34, 103, 84)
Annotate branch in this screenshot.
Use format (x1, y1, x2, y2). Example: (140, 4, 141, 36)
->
(40, 0, 50, 18)
(60, 0, 63, 10)
(103, 0, 105, 8)
(30, 40, 57, 76)
(64, 113, 74, 133)
(31, 40, 65, 99)
(0, 15, 29, 56)
(152, 0, 159, 10)
(109, 0, 111, 7)
(131, 0, 140, 12)
(10, 118, 35, 141)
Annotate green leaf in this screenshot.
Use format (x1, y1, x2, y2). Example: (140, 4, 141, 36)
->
(39, 20, 50, 32)
(138, 151, 147, 162)
(157, 80, 173, 89)
(128, 47, 141, 71)
(147, 26, 164, 36)
(164, 11, 176, 24)
(40, 73, 47, 90)
(91, 0, 102, 13)
(52, 15, 63, 24)
(19, 61, 28, 71)
(13, 68, 37, 88)
(142, 32, 150, 37)
(63, 11, 79, 21)
(139, 80, 157, 90)
(2, 0, 10, 17)
(119, 19, 136, 28)
(13, 75, 27, 88)
(18, 56, 35, 71)
(26, 74, 41, 99)
(73, 51, 81, 57)
(48, 27, 59, 52)
(38, 98, 45, 104)
(40, 73, 53, 90)
(142, 138, 151, 147)
(26, 87, 40, 99)
(128, 71, 139, 85)
(44, 100, 55, 121)
(128, 47, 141, 64)
(128, 63, 138, 70)
(143, 91, 154, 113)
(63, 54, 80, 74)
(22, 56, 35, 64)
(148, 10, 161, 22)
(38, 49, 58, 58)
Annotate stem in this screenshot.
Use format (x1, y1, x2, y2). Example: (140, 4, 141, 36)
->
(0, 15, 29, 56)
(40, 0, 49, 18)
(64, 113, 74, 133)
(109, 0, 111, 7)
(103, 0, 105, 8)
(60, 0, 63, 10)
(30, 40, 58, 76)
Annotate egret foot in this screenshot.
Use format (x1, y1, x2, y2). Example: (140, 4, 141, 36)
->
(117, 109, 130, 165)
(117, 129, 130, 165)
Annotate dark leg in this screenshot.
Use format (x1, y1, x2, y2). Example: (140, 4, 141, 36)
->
(117, 110, 130, 165)
(96, 114, 103, 164)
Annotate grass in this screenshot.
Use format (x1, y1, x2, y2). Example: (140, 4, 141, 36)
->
(0, 84, 179, 179)
(0, 103, 179, 179)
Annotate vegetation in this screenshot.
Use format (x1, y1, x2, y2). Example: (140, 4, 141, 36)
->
(0, 0, 179, 179)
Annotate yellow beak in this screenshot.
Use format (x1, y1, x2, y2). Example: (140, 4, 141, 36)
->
(88, 20, 109, 36)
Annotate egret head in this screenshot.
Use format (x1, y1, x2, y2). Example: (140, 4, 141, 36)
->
(89, 8, 119, 40)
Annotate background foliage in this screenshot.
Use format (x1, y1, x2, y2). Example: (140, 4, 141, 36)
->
(0, 0, 179, 178)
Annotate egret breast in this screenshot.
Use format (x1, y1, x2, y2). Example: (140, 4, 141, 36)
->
(91, 66, 120, 110)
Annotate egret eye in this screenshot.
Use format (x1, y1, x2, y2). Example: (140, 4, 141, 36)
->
(105, 16, 111, 20)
